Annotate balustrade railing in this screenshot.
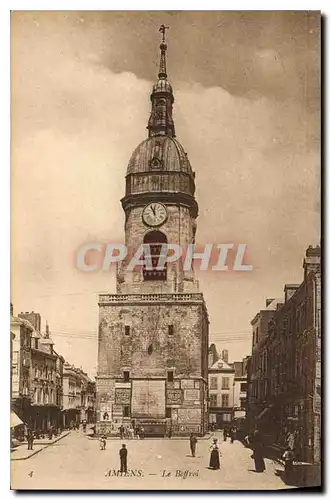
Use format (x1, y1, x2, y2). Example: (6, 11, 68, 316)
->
(99, 292, 204, 303)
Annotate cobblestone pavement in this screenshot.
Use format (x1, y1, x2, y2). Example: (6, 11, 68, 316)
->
(11, 430, 292, 490)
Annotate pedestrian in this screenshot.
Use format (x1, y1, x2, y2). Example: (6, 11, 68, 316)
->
(82, 420, 87, 433)
(209, 438, 221, 470)
(48, 426, 53, 440)
(282, 447, 294, 481)
(119, 444, 128, 474)
(27, 428, 34, 450)
(250, 430, 266, 473)
(230, 427, 236, 444)
(189, 433, 197, 457)
(100, 434, 106, 451)
(140, 426, 145, 439)
(168, 427, 172, 439)
(286, 430, 296, 451)
(223, 428, 227, 441)
(119, 424, 125, 440)
(129, 426, 134, 439)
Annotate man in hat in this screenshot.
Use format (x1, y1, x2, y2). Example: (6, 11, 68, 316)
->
(119, 444, 128, 475)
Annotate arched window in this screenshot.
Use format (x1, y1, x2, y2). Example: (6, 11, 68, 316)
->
(143, 231, 167, 281)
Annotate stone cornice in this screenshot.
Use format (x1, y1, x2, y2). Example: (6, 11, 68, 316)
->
(99, 292, 204, 305)
(121, 192, 198, 218)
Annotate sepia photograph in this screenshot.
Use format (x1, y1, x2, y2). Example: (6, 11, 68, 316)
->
(10, 10, 321, 490)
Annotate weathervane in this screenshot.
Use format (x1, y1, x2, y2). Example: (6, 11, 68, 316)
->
(159, 24, 169, 44)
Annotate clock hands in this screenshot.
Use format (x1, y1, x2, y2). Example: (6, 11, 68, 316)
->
(143, 203, 167, 226)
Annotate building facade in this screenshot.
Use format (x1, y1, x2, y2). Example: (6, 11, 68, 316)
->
(247, 298, 283, 426)
(248, 245, 321, 464)
(80, 372, 96, 423)
(232, 358, 248, 420)
(11, 307, 95, 434)
(62, 363, 81, 428)
(96, 29, 209, 437)
(85, 381, 96, 423)
(54, 350, 65, 416)
(208, 349, 235, 428)
(62, 363, 95, 427)
(10, 307, 33, 436)
(18, 313, 61, 434)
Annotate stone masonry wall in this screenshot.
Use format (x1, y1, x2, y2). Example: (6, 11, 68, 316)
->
(125, 204, 193, 249)
(98, 302, 203, 378)
(96, 298, 209, 436)
(117, 204, 199, 295)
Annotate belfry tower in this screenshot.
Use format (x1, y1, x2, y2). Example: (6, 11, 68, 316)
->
(96, 26, 209, 437)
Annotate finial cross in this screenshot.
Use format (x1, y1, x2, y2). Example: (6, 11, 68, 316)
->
(159, 24, 169, 43)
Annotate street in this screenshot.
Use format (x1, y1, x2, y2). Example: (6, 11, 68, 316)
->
(11, 430, 291, 490)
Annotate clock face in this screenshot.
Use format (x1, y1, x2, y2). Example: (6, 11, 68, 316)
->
(142, 203, 167, 227)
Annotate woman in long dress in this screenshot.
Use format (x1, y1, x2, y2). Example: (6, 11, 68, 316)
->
(209, 438, 221, 469)
(251, 430, 266, 473)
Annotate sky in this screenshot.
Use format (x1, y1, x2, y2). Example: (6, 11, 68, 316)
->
(11, 11, 320, 378)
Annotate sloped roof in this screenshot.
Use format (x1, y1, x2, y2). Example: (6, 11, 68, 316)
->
(40, 336, 55, 346)
(209, 357, 234, 372)
(11, 315, 34, 330)
(265, 298, 283, 311)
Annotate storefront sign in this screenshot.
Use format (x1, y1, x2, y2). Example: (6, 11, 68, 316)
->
(167, 389, 183, 405)
(100, 402, 112, 421)
(177, 408, 201, 424)
(115, 388, 131, 405)
(184, 389, 200, 401)
(112, 405, 123, 416)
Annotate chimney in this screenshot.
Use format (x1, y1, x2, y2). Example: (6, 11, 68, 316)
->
(221, 349, 229, 363)
(18, 311, 41, 331)
(45, 321, 50, 339)
(284, 284, 300, 303)
(10, 303, 13, 316)
(303, 245, 321, 279)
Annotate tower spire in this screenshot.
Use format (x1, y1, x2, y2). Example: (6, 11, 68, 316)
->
(158, 24, 169, 78)
(147, 25, 175, 137)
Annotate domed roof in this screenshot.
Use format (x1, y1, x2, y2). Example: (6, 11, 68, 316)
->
(152, 78, 173, 94)
(127, 135, 193, 176)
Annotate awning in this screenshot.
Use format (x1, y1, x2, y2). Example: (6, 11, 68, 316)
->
(11, 411, 24, 428)
(234, 410, 246, 419)
(256, 405, 273, 420)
